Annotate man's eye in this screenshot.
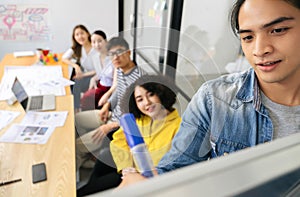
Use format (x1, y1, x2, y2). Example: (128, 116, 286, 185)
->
(241, 35, 253, 42)
(271, 27, 289, 34)
(116, 49, 125, 54)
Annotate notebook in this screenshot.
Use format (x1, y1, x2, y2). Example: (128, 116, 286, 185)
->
(11, 77, 56, 112)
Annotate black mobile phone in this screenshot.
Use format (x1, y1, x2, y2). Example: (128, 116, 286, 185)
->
(32, 163, 47, 184)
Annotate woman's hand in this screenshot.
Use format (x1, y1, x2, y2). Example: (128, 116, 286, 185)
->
(91, 123, 117, 143)
(91, 125, 107, 144)
(118, 172, 147, 188)
(98, 93, 110, 107)
(117, 168, 158, 188)
(73, 64, 84, 80)
(89, 76, 98, 89)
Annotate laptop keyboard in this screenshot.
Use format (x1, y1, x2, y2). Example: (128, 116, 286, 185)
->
(29, 96, 43, 110)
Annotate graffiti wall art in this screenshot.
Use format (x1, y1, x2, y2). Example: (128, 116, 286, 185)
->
(0, 4, 51, 41)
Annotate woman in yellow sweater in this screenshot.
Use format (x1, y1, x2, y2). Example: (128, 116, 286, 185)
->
(110, 75, 181, 174)
(77, 75, 181, 196)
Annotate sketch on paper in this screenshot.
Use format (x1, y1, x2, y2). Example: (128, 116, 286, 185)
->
(0, 66, 66, 101)
(0, 4, 51, 41)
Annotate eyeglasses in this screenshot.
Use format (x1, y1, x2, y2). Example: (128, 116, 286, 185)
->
(107, 49, 128, 58)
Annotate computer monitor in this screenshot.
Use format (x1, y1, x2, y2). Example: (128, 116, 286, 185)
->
(94, 132, 300, 197)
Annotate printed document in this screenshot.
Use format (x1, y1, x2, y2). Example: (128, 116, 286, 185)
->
(0, 124, 55, 144)
(0, 110, 21, 131)
(0, 111, 68, 144)
(0, 65, 68, 101)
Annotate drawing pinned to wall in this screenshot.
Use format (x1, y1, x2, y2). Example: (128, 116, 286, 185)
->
(148, 0, 167, 26)
(0, 4, 51, 41)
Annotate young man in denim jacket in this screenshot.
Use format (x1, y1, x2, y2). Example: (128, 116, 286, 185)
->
(120, 0, 300, 185)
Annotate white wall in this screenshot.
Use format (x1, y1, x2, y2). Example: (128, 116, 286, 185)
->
(178, 0, 240, 75)
(0, 0, 118, 60)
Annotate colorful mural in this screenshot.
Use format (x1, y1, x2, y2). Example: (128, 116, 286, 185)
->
(0, 4, 51, 41)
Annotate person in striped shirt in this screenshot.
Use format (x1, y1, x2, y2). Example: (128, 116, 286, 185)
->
(75, 37, 146, 173)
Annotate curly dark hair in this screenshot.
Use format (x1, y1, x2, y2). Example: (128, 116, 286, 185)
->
(120, 75, 177, 119)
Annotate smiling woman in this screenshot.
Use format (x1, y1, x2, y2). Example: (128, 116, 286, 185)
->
(111, 74, 181, 174)
(62, 24, 98, 112)
(80, 30, 115, 111)
(117, 0, 300, 188)
(76, 74, 181, 196)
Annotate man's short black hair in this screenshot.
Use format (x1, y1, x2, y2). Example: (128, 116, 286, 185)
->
(107, 37, 129, 51)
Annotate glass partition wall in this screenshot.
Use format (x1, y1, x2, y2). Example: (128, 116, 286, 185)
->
(121, 0, 243, 113)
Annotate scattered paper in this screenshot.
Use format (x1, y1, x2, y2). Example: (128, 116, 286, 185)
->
(0, 124, 55, 144)
(0, 110, 21, 131)
(0, 65, 66, 101)
(21, 111, 68, 127)
(39, 77, 75, 88)
(0, 111, 68, 144)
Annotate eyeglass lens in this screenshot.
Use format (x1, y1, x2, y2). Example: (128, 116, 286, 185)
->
(108, 49, 127, 57)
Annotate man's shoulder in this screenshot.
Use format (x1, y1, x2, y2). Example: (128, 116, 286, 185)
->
(128, 65, 147, 77)
(199, 68, 253, 101)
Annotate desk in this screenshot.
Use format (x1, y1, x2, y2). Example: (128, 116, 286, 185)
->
(0, 54, 76, 196)
(0, 53, 71, 95)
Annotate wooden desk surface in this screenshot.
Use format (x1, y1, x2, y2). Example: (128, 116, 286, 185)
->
(0, 54, 75, 196)
(0, 53, 71, 95)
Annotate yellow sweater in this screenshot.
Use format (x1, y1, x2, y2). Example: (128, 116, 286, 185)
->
(110, 109, 181, 173)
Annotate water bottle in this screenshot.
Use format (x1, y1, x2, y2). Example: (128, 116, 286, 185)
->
(120, 113, 154, 177)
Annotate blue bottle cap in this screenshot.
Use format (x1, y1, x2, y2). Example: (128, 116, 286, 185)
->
(120, 113, 144, 148)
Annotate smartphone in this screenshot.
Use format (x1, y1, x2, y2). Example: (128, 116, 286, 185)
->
(32, 163, 47, 183)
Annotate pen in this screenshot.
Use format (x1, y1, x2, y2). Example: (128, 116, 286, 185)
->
(0, 178, 22, 187)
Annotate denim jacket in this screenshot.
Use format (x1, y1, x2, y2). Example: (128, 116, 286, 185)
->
(157, 68, 273, 174)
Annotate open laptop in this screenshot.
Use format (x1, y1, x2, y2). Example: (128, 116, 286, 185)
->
(11, 77, 56, 111)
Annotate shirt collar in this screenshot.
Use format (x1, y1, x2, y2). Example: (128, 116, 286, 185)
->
(236, 68, 261, 111)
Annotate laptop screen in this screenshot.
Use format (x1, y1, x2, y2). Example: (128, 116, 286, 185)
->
(11, 77, 29, 110)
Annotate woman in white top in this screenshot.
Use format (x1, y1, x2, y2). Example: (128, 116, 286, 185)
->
(80, 30, 116, 111)
(62, 24, 97, 112)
